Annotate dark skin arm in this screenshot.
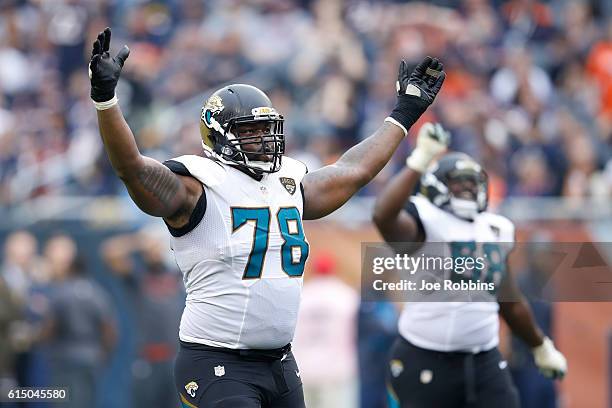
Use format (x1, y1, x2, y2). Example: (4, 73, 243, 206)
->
(303, 122, 404, 219)
(96, 106, 202, 229)
(89, 28, 200, 229)
(498, 263, 545, 348)
(372, 165, 425, 243)
(372, 122, 450, 242)
(302, 57, 445, 220)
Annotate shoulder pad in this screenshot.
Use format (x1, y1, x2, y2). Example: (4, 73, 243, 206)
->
(279, 156, 308, 182)
(481, 212, 515, 243)
(409, 195, 451, 242)
(163, 155, 227, 186)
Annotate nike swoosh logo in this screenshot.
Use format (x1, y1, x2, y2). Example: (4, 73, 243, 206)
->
(295, 370, 300, 378)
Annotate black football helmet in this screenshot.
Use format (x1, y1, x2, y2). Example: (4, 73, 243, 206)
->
(200, 84, 284, 173)
(420, 152, 488, 220)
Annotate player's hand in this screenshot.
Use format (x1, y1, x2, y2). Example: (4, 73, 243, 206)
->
(406, 122, 450, 172)
(386, 57, 445, 136)
(397, 57, 445, 103)
(532, 337, 567, 380)
(89, 27, 130, 103)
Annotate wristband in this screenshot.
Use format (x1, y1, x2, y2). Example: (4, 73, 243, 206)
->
(532, 337, 553, 356)
(384, 117, 408, 136)
(388, 95, 430, 136)
(93, 94, 118, 111)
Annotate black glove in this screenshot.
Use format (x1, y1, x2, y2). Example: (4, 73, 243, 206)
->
(388, 56, 445, 135)
(89, 27, 130, 103)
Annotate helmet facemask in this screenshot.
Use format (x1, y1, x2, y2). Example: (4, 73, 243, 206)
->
(201, 102, 285, 174)
(224, 114, 285, 173)
(421, 155, 488, 221)
(446, 171, 488, 220)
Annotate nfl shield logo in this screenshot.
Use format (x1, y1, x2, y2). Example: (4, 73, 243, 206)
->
(420, 369, 433, 384)
(280, 177, 296, 195)
(214, 365, 225, 377)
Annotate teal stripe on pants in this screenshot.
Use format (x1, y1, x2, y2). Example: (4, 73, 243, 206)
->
(387, 384, 400, 408)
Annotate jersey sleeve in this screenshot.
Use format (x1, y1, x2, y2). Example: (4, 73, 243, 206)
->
(280, 156, 309, 208)
(409, 195, 447, 242)
(487, 214, 516, 252)
(280, 157, 308, 181)
(161, 155, 222, 237)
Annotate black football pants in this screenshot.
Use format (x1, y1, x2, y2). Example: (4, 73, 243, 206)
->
(387, 337, 520, 408)
(174, 341, 305, 408)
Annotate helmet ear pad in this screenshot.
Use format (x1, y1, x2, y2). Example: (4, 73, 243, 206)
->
(200, 120, 215, 149)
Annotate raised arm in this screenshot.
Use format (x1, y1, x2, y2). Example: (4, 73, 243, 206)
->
(302, 57, 445, 220)
(89, 28, 201, 227)
(372, 123, 449, 242)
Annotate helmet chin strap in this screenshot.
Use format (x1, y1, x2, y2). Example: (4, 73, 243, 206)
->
(201, 141, 276, 174)
(246, 159, 274, 172)
(449, 197, 479, 220)
(202, 142, 231, 163)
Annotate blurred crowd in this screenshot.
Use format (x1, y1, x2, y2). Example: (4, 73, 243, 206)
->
(0, 228, 185, 408)
(1, 0, 611, 207)
(0, 230, 117, 408)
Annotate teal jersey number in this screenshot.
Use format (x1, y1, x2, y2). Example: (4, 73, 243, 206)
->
(232, 207, 271, 279)
(277, 207, 309, 276)
(450, 241, 506, 292)
(483, 243, 505, 288)
(231, 207, 308, 279)
(449, 241, 478, 284)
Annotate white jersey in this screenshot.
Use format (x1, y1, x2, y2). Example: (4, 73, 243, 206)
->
(164, 155, 309, 349)
(398, 195, 515, 353)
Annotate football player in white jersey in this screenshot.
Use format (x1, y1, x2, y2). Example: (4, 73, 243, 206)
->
(372, 123, 568, 408)
(88, 27, 445, 407)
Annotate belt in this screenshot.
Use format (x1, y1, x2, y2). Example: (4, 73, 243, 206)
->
(401, 336, 493, 357)
(180, 340, 292, 361)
